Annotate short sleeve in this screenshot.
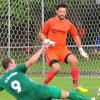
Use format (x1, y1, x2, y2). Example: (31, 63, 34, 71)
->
(69, 22, 78, 38)
(16, 64, 27, 73)
(40, 20, 50, 36)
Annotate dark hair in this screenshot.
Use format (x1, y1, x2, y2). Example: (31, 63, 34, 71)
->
(2, 57, 12, 70)
(56, 3, 67, 10)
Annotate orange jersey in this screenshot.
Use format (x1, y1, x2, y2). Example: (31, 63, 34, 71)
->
(40, 16, 78, 48)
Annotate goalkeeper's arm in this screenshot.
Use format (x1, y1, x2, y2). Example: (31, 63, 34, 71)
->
(39, 32, 46, 40)
(73, 35, 89, 59)
(69, 23, 89, 59)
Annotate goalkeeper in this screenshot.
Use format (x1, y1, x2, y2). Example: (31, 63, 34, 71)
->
(39, 3, 89, 93)
(0, 45, 91, 100)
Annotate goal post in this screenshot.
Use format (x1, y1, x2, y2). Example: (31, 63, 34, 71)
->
(0, 0, 99, 77)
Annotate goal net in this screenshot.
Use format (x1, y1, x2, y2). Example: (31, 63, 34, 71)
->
(0, 0, 100, 77)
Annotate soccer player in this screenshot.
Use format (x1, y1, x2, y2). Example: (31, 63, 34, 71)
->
(39, 3, 89, 93)
(0, 46, 91, 100)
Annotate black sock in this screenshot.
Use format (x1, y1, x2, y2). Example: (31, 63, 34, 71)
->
(73, 80, 78, 84)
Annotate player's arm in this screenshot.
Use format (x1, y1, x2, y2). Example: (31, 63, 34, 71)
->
(73, 35, 82, 49)
(16, 46, 44, 72)
(39, 21, 55, 47)
(39, 31, 46, 40)
(25, 46, 44, 68)
(39, 20, 50, 40)
(69, 23, 89, 59)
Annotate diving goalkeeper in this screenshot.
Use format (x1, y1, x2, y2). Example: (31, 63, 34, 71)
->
(0, 45, 91, 100)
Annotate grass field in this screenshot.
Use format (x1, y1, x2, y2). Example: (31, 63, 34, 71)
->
(0, 49, 99, 100)
(0, 77, 100, 100)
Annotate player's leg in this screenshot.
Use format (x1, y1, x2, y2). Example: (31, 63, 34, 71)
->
(66, 54, 79, 86)
(44, 50, 61, 85)
(61, 90, 91, 100)
(66, 54, 88, 93)
(58, 49, 79, 88)
(36, 84, 91, 100)
(58, 48, 88, 93)
(44, 62, 61, 85)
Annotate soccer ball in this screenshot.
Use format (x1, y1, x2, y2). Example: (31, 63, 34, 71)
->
(97, 88, 100, 96)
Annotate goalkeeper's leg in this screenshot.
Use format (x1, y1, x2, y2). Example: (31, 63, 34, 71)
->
(66, 54, 88, 93)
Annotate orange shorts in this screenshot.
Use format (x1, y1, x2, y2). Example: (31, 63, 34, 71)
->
(45, 47, 72, 66)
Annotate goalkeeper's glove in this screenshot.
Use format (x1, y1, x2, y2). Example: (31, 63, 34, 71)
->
(78, 47, 89, 59)
(43, 39, 56, 47)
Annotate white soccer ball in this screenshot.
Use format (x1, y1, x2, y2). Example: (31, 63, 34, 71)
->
(97, 88, 100, 96)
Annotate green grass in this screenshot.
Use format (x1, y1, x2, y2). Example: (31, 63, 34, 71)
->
(0, 50, 100, 99)
(0, 77, 100, 100)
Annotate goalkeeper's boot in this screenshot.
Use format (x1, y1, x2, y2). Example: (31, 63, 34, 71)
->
(73, 84, 88, 93)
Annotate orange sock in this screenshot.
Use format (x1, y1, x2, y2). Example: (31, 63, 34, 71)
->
(44, 71, 55, 85)
(71, 66, 79, 86)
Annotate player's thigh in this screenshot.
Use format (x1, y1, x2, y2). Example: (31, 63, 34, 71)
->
(58, 48, 71, 63)
(67, 54, 78, 65)
(36, 84, 61, 100)
(45, 49, 59, 66)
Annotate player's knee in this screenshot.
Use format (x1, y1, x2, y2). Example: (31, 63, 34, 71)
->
(67, 55, 78, 66)
(52, 63, 61, 74)
(71, 59, 78, 66)
(72, 58, 78, 65)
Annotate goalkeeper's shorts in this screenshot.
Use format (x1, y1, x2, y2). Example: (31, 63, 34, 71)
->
(45, 47, 72, 66)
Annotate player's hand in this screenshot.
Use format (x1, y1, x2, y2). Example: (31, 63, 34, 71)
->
(78, 47, 89, 59)
(43, 44, 49, 49)
(43, 39, 56, 48)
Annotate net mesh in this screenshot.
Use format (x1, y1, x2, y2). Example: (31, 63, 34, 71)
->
(0, 0, 100, 77)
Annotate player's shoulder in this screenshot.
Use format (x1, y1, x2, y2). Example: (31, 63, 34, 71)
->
(16, 63, 26, 69)
(16, 63, 27, 72)
(45, 17, 56, 23)
(16, 63, 25, 67)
